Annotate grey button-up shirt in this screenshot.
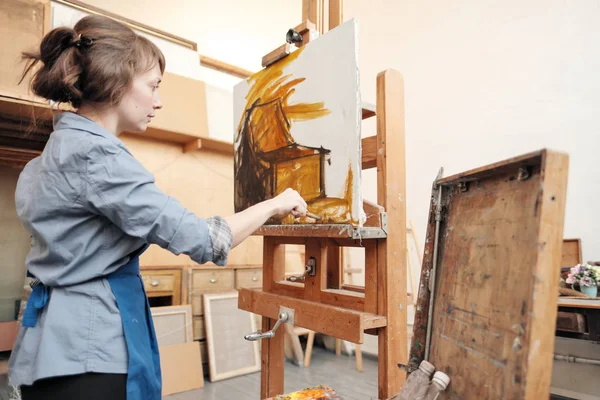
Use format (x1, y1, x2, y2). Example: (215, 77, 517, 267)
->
(9, 112, 232, 386)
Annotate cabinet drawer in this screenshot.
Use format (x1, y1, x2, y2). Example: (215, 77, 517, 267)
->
(192, 270, 234, 291)
(235, 268, 263, 289)
(142, 274, 174, 292)
(193, 316, 205, 340)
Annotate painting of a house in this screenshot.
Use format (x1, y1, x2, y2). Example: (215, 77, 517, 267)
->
(233, 19, 363, 226)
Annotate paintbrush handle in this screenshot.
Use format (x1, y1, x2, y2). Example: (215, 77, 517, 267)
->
(306, 212, 321, 220)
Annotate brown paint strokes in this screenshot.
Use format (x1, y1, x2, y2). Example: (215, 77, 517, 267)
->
(234, 47, 355, 225)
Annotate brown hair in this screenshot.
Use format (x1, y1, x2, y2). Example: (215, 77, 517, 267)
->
(20, 15, 166, 109)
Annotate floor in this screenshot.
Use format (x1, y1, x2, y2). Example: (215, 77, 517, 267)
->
(165, 347, 378, 400)
(0, 347, 379, 400)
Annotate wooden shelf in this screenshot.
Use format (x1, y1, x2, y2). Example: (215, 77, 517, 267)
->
(0, 96, 54, 168)
(0, 95, 234, 168)
(253, 224, 387, 239)
(558, 298, 600, 310)
(238, 288, 387, 344)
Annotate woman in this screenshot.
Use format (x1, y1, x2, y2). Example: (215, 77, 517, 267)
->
(9, 15, 307, 400)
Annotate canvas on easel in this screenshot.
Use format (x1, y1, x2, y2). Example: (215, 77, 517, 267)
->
(233, 19, 363, 226)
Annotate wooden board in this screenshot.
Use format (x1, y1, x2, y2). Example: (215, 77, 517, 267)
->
(159, 342, 204, 396)
(409, 149, 569, 400)
(238, 288, 386, 344)
(561, 238, 582, 267)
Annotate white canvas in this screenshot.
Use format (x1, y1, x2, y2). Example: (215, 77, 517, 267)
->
(233, 19, 363, 226)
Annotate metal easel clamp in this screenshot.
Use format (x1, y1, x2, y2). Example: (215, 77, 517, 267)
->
(244, 306, 295, 341)
(287, 256, 316, 282)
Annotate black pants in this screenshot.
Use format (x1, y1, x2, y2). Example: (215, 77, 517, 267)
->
(20, 373, 127, 400)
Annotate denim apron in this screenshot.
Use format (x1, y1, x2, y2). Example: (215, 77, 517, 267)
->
(22, 245, 162, 400)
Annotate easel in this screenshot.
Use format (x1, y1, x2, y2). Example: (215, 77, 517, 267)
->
(238, 1, 408, 399)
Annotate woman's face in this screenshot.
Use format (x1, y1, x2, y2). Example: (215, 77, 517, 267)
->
(117, 62, 163, 133)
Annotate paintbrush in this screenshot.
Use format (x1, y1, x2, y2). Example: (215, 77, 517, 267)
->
(305, 211, 321, 220)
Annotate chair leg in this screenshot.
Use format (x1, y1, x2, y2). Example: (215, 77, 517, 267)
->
(304, 331, 315, 368)
(355, 344, 364, 372)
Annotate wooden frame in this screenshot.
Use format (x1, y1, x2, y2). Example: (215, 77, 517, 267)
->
(204, 291, 261, 382)
(150, 305, 193, 346)
(409, 150, 569, 400)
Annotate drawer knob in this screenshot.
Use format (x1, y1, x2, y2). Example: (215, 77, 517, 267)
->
(252, 277, 259, 282)
(209, 278, 218, 283)
(151, 280, 160, 287)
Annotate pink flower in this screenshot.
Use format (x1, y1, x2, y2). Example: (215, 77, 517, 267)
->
(571, 266, 581, 275)
(566, 276, 576, 284)
(581, 277, 594, 287)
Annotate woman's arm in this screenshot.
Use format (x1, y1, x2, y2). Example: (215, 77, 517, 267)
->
(225, 188, 307, 248)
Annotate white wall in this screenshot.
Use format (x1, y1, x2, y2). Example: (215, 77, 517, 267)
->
(348, 0, 600, 263)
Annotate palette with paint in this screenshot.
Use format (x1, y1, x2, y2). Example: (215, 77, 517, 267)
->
(264, 385, 344, 400)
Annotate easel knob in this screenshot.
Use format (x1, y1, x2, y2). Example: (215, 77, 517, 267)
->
(286, 29, 302, 44)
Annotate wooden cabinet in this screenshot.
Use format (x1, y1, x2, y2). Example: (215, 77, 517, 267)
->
(0, 0, 51, 102)
(140, 267, 183, 306)
(235, 268, 263, 289)
(188, 266, 262, 361)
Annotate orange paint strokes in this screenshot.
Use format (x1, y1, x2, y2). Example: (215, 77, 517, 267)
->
(268, 384, 343, 400)
(237, 46, 331, 149)
(292, 163, 357, 225)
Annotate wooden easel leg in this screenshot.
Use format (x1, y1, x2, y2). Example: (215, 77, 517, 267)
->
(261, 237, 286, 398)
(376, 69, 408, 399)
(261, 317, 285, 398)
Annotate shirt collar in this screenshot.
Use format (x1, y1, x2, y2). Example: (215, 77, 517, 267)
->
(53, 111, 124, 146)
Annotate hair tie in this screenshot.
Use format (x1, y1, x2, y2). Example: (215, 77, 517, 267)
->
(71, 33, 93, 49)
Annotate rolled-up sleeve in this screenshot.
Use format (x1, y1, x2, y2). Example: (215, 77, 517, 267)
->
(84, 140, 230, 266)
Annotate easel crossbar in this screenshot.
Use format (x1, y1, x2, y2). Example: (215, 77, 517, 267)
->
(238, 288, 387, 344)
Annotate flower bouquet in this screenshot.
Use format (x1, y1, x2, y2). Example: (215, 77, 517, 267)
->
(566, 263, 600, 297)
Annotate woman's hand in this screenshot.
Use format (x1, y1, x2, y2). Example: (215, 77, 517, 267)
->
(224, 188, 307, 248)
(270, 188, 308, 219)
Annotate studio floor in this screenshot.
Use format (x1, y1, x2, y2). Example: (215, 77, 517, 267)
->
(0, 346, 379, 400)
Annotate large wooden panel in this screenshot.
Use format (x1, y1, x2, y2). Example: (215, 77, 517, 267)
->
(125, 136, 263, 267)
(127, 72, 209, 141)
(410, 150, 568, 400)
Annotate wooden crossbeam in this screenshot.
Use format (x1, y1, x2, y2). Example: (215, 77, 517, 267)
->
(238, 288, 386, 344)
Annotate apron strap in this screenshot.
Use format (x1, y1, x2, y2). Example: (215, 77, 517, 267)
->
(21, 284, 49, 328)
